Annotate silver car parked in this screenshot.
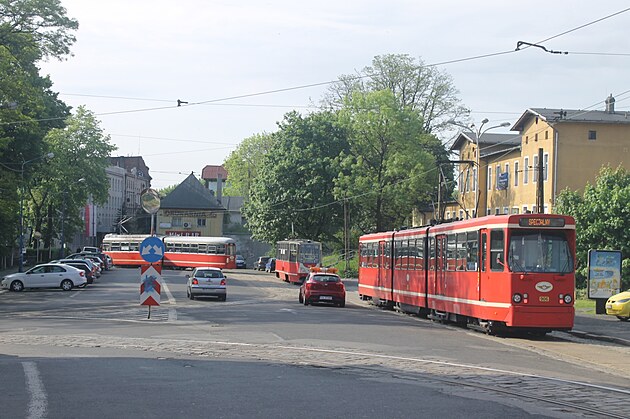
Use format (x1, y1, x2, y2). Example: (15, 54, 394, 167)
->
(186, 267, 227, 301)
(1, 263, 87, 292)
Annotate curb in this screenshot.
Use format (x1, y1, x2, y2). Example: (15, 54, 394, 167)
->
(566, 330, 630, 347)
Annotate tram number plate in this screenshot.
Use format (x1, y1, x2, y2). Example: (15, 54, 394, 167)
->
(539, 296, 549, 302)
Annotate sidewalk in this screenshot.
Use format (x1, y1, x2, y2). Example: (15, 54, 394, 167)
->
(570, 309, 630, 346)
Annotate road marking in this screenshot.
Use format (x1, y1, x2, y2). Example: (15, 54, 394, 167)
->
(22, 361, 47, 419)
(161, 279, 177, 321)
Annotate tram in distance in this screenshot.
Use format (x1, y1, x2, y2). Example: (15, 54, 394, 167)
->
(358, 214, 576, 334)
(274, 239, 322, 283)
(101, 234, 237, 269)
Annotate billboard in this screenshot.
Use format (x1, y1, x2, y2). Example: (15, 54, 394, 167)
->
(587, 249, 622, 299)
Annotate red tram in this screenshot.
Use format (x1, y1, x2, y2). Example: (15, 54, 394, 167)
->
(358, 214, 576, 334)
(275, 239, 322, 283)
(102, 234, 237, 269)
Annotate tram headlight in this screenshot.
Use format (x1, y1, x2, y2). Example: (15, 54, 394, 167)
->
(512, 293, 523, 303)
(562, 294, 573, 304)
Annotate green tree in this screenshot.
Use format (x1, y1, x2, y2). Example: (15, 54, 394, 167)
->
(223, 132, 275, 198)
(556, 165, 630, 289)
(335, 90, 438, 233)
(323, 54, 469, 134)
(32, 107, 116, 247)
(242, 111, 349, 244)
(0, 0, 78, 61)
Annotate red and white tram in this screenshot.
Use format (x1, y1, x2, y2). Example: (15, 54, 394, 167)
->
(358, 214, 576, 334)
(102, 234, 237, 269)
(275, 239, 322, 283)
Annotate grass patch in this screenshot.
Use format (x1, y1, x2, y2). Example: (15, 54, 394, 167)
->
(322, 253, 358, 278)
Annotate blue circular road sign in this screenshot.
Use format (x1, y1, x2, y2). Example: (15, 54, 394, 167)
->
(140, 236, 165, 263)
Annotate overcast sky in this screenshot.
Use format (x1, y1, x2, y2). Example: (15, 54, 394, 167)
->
(40, 1, 630, 189)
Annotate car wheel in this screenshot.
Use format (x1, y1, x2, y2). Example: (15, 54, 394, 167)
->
(617, 316, 629, 322)
(338, 301, 345, 308)
(220, 295, 227, 301)
(10, 280, 24, 292)
(303, 296, 309, 306)
(61, 279, 73, 291)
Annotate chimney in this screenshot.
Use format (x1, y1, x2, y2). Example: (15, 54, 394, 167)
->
(216, 173, 223, 204)
(605, 94, 615, 113)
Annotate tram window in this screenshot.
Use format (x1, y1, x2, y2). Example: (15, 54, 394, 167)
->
(198, 244, 207, 253)
(289, 244, 297, 262)
(447, 234, 457, 271)
(415, 239, 424, 271)
(457, 233, 466, 270)
(111, 242, 121, 251)
(466, 232, 478, 271)
(490, 230, 505, 271)
(384, 242, 390, 269)
(429, 237, 435, 271)
(207, 245, 217, 254)
(217, 244, 225, 255)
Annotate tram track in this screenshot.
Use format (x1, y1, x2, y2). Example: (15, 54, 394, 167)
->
(0, 333, 627, 418)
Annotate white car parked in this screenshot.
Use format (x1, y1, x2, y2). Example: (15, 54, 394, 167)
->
(1, 263, 87, 292)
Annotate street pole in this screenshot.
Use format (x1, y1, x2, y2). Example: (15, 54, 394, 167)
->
(536, 147, 544, 213)
(60, 192, 66, 259)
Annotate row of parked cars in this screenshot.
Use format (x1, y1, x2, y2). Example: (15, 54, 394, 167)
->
(1, 248, 113, 292)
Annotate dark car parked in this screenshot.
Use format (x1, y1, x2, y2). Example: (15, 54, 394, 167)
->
(235, 255, 247, 269)
(254, 257, 270, 271)
(265, 258, 276, 273)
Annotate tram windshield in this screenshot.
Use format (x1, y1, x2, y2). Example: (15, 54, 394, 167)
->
(508, 231, 573, 273)
(299, 243, 321, 264)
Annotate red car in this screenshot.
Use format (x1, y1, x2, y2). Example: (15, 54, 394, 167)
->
(299, 268, 345, 307)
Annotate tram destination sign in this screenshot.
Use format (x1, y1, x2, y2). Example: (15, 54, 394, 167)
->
(519, 218, 565, 227)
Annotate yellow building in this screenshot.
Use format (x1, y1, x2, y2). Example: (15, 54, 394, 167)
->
(436, 95, 630, 223)
(155, 173, 226, 237)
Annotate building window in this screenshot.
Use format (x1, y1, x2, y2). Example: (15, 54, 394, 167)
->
(487, 209, 492, 216)
(524, 157, 529, 184)
(533, 155, 539, 183)
(545, 130, 549, 140)
(197, 218, 206, 227)
(543, 153, 549, 181)
(512, 207, 519, 214)
(446, 211, 451, 220)
(459, 210, 464, 220)
(535, 133, 538, 141)
(496, 164, 501, 189)
(514, 161, 519, 186)
(588, 130, 597, 140)
(473, 168, 477, 192)
(523, 205, 528, 214)
(495, 207, 500, 215)
(488, 167, 492, 191)
(172, 216, 182, 227)
(525, 135, 528, 144)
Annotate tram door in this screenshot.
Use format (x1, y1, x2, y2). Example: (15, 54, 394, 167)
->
(479, 229, 489, 300)
(378, 240, 393, 301)
(435, 235, 446, 296)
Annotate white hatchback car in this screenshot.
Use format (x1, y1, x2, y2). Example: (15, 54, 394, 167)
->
(186, 267, 227, 301)
(1, 263, 87, 292)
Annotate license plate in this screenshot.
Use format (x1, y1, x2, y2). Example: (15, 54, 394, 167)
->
(320, 296, 333, 300)
(606, 304, 612, 309)
(539, 296, 549, 302)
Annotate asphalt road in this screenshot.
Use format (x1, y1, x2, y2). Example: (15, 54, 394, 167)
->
(0, 267, 628, 418)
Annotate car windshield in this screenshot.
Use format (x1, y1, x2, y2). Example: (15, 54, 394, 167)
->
(508, 231, 573, 273)
(311, 275, 340, 283)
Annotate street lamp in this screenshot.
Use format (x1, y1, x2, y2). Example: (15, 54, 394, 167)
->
(59, 178, 86, 259)
(450, 119, 510, 217)
(19, 152, 54, 272)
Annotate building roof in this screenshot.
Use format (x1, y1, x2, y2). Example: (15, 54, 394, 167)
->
(512, 108, 630, 132)
(450, 132, 520, 158)
(160, 173, 226, 210)
(201, 165, 228, 181)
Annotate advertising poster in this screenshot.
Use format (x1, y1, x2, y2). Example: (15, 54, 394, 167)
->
(587, 250, 622, 299)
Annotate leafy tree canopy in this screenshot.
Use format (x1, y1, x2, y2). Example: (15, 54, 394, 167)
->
(556, 165, 630, 289)
(242, 111, 349, 244)
(335, 89, 438, 233)
(323, 53, 469, 134)
(223, 132, 275, 198)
